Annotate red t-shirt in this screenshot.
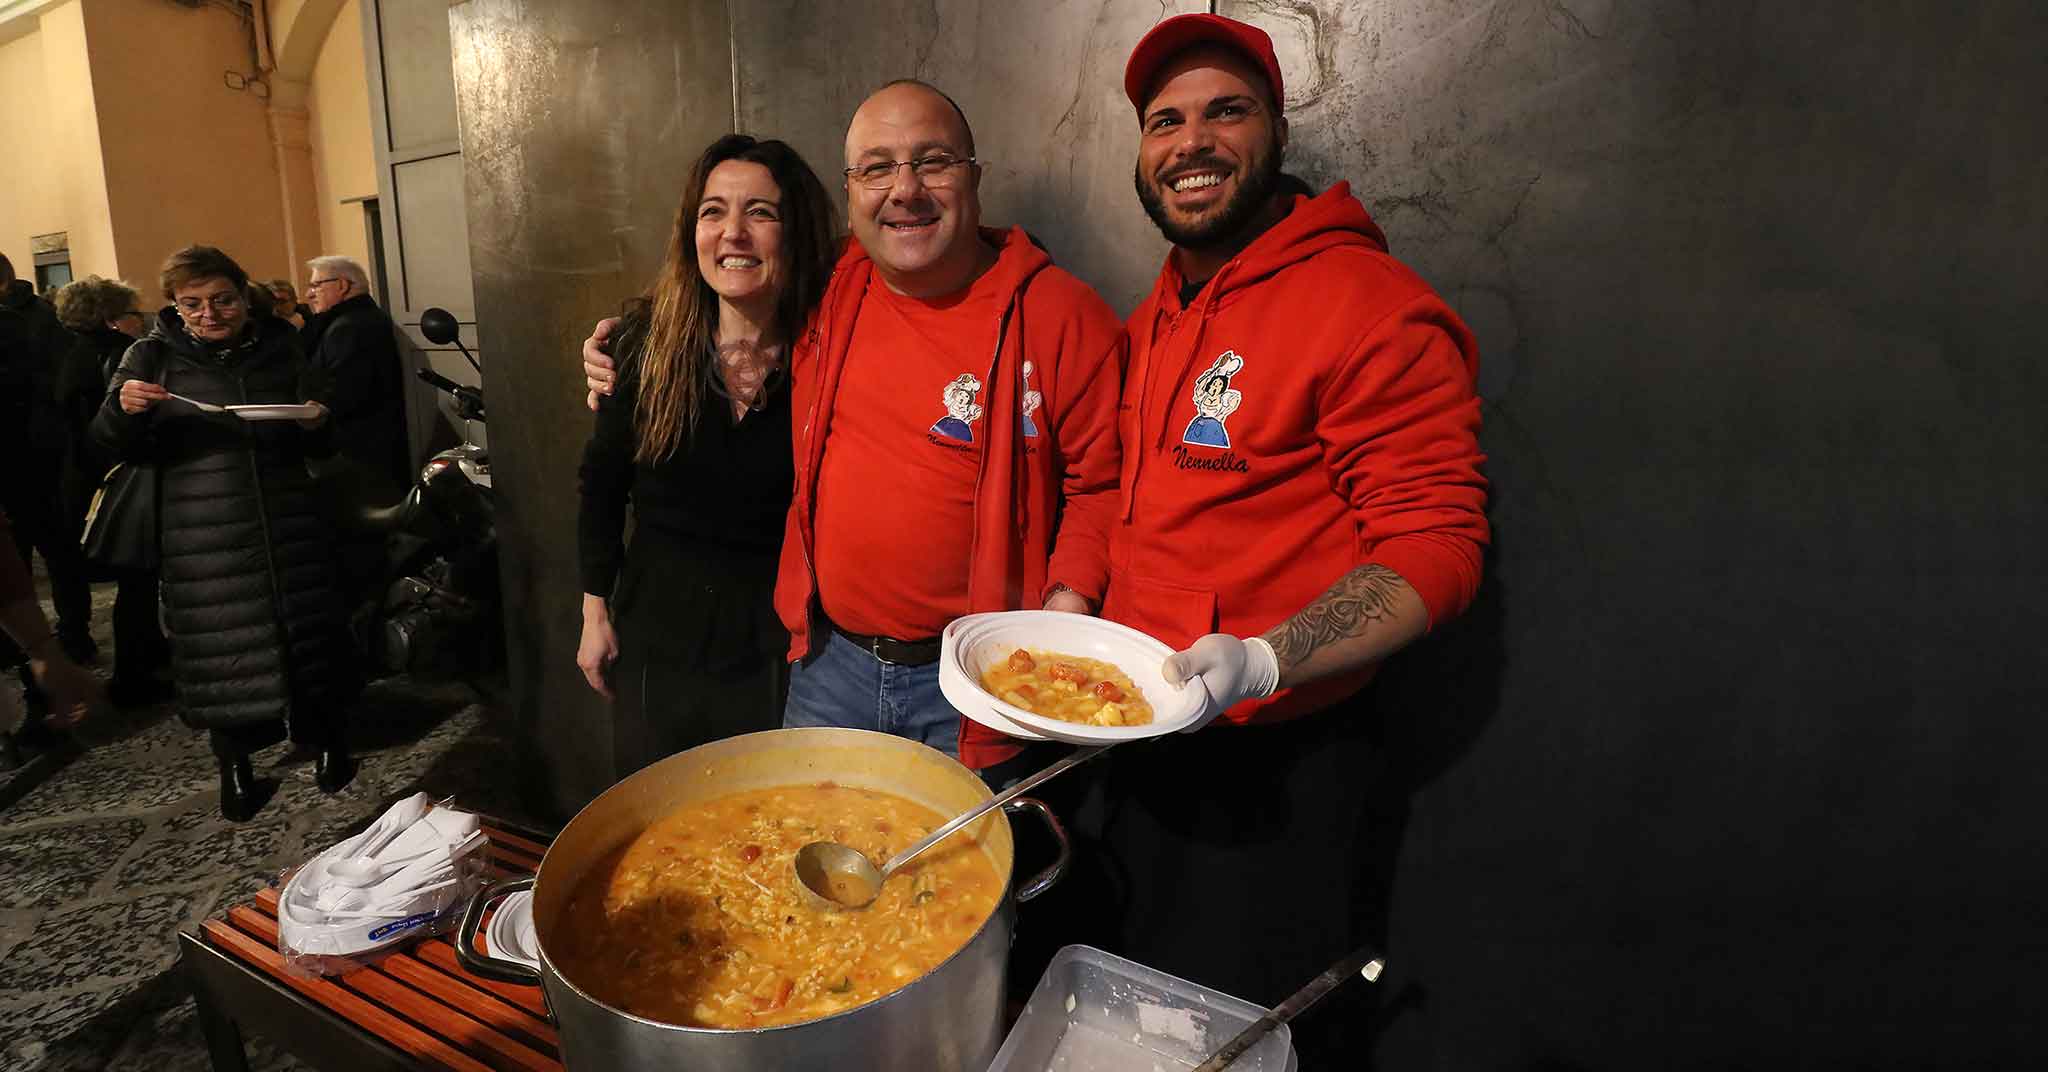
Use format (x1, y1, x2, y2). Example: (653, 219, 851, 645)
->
(812, 271, 1004, 640)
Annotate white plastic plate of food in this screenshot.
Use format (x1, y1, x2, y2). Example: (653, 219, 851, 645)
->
(229, 403, 323, 422)
(939, 611, 1207, 744)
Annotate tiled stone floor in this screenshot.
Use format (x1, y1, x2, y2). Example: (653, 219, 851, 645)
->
(1, 576, 535, 1070)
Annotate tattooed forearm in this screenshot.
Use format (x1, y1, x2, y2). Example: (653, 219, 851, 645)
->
(1261, 564, 1411, 674)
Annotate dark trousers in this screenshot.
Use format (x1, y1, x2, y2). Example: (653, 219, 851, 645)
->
(110, 567, 169, 683)
(208, 707, 340, 761)
(612, 634, 787, 780)
(606, 532, 787, 780)
(0, 478, 91, 659)
(988, 698, 1403, 1066)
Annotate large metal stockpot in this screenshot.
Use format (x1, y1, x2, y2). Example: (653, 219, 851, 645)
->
(457, 727, 1069, 1071)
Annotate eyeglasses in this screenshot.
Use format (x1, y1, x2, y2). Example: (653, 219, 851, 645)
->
(306, 278, 341, 291)
(176, 294, 246, 314)
(843, 154, 978, 190)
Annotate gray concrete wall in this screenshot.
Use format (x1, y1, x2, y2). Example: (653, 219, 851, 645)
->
(731, 0, 1205, 313)
(1228, 3, 2046, 1066)
(449, 0, 2047, 1063)
(449, 0, 736, 812)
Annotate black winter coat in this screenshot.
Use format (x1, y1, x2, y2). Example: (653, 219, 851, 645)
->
(56, 325, 130, 522)
(301, 293, 409, 498)
(0, 280, 70, 491)
(90, 310, 358, 730)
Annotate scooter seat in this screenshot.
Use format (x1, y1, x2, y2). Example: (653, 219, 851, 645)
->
(353, 489, 422, 535)
(358, 501, 411, 531)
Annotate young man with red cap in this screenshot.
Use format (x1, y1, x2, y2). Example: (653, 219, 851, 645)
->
(991, 13, 1490, 1060)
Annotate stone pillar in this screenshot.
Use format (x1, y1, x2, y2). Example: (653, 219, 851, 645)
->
(266, 78, 323, 280)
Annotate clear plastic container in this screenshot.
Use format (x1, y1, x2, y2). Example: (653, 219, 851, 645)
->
(989, 945, 1298, 1072)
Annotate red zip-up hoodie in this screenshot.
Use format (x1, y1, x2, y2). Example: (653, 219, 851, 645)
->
(1102, 182, 1489, 731)
(775, 228, 1126, 682)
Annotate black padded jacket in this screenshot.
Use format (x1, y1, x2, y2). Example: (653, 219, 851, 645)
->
(90, 310, 357, 730)
(301, 293, 410, 499)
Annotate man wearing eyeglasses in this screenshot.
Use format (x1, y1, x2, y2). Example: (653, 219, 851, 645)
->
(583, 81, 1124, 756)
(775, 78, 1123, 756)
(302, 256, 409, 503)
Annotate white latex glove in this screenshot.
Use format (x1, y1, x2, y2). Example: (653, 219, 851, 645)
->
(1161, 633, 1280, 732)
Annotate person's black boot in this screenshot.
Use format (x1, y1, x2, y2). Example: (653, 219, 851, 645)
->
(315, 743, 355, 793)
(220, 755, 261, 822)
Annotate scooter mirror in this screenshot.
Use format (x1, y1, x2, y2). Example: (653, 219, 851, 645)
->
(419, 307, 462, 346)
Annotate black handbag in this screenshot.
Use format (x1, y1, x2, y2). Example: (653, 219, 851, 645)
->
(79, 461, 158, 571)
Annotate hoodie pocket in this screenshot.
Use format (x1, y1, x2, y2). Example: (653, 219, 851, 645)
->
(1102, 567, 1218, 652)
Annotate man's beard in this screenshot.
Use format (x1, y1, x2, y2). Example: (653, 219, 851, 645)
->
(1135, 139, 1283, 251)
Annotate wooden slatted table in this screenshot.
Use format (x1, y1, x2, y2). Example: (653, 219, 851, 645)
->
(178, 815, 560, 1072)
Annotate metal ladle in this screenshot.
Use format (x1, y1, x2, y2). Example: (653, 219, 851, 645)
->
(795, 745, 1107, 909)
(1192, 943, 1385, 1071)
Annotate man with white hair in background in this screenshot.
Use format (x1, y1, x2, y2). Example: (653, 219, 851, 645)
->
(302, 255, 409, 502)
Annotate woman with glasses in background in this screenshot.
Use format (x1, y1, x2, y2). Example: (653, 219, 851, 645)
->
(575, 134, 838, 777)
(266, 278, 310, 329)
(53, 276, 171, 707)
(91, 245, 357, 821)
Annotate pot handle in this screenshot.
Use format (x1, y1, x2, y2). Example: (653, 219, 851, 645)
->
(454, 874, 545, 985)
(1004, 797, 1070, 903)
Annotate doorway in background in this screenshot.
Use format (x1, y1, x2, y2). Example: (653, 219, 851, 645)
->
(30, 232, 70, 296)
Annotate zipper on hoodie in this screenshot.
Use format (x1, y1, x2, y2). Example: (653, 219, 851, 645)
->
(795, 297, 838, 656)
(963, 299, 1017, 610)
(1124, 266, 1231, 528)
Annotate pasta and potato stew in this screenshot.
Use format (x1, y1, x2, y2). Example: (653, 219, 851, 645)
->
(552, 784, 1002, 1029)
(979, 649, 1155, 727)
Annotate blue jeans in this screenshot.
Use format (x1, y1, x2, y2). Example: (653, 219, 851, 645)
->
(783, 630, 962, 756)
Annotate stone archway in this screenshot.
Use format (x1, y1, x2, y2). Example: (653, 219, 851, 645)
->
(269, 0, 351, 85)
(262, 0, 353, 274)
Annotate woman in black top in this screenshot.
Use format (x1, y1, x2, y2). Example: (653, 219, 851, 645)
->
(577, 135, 837, 777)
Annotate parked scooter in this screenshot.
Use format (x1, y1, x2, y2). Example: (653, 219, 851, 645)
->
(347, 307, 499, 678)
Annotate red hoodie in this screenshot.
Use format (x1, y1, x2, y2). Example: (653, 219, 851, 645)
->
(776, 228, 1126, 678)
(1101, 182, 1489, 731)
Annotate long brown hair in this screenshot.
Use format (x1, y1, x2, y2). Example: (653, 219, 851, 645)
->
(632, 134, 838, 463)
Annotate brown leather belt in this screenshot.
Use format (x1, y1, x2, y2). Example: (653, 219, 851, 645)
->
(831, 622, 943, 666)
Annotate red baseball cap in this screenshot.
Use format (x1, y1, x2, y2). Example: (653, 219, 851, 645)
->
(1123, 13, 1285, 117)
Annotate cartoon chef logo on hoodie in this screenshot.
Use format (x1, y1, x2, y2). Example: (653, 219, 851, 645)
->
(1020, 360, 1043, 438)
(930, 372, 985, 443)
(1182, 350, 1244, 448)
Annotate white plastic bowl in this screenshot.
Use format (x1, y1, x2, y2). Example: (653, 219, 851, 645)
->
(485, 889, 541, 971)
(939, 611, 1207, 744)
